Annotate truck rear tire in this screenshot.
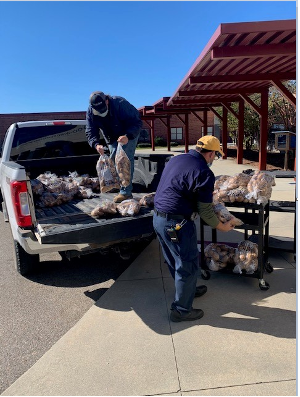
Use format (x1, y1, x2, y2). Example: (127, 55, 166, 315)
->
(13, 240, 40, 276)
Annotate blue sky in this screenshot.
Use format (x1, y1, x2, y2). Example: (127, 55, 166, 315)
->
(0, 1, 296, 114)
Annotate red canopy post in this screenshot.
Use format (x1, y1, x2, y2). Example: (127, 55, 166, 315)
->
(222, 106, 228, 159)
(237, 100, 244, 164)
(259, 89, 269, 170)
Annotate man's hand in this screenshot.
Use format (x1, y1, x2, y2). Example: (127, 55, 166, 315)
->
(117, 135, 129, 145)
(216, 220, 235, 232)
(190, 212, 198, 221)
(95, 144, 104, 155)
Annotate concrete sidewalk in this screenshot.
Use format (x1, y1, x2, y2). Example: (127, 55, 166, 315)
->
(2, 158, 296, 396)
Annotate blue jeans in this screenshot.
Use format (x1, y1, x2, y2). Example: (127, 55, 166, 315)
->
(108, 135, 139, 196)
(153, 212, 199, 314)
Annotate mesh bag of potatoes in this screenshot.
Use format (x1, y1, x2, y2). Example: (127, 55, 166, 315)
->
(34, 172, 80, 207)
(91, 200, 118, 218)
(115, 143, 131, 188)
(204, 243, 236, 271)
(213, 203, 243, 226)
(31, 179, 45, 195)
(246, 171, 276, 205)
(96, 154, 120, 193)
(213, 173, 253, 204)
(117, 199, 141, 217)
(214, 175, 231, 191)
(233, 240, 259, 274)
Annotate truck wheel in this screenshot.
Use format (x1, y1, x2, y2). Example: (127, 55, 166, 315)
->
(13, 240, 39, 276)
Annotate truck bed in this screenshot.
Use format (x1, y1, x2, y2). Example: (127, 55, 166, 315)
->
(34, 192, 154, 246)
(14, 152, 170, 247)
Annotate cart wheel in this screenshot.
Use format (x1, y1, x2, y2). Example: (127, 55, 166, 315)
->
(201, 269, 210, 280)
(259, 279, 270, 290)
(265, 262, 273, 273)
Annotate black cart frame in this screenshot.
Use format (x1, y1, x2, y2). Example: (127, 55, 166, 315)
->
(200, 201, 273, 290)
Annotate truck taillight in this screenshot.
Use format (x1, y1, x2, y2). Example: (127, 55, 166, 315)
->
(10, 181, 33, 227)
(45, 121, 71, 125)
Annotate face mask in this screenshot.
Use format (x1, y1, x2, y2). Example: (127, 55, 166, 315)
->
(98, 108, 108, 117)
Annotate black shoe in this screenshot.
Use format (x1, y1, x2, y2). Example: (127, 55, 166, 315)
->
(170, 308, 204, 322)
(194, 285, 207, 298)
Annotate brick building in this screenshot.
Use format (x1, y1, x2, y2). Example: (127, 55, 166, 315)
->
(0, 109, 218, 147)
(140, 110, 218, 145)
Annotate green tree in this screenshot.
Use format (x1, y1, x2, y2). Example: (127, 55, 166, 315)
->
(216, 81, 296, 149)
(219, 98, 260, 149)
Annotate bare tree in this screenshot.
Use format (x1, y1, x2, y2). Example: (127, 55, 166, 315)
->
(268, 80, 296, 132)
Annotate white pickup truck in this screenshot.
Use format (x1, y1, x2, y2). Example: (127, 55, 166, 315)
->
(0, 120, 171, 276)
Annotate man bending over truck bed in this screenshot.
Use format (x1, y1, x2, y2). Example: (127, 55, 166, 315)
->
(85, 91, 142, 203)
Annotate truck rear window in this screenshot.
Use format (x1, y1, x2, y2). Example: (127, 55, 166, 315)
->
(10, 124, 96, 161)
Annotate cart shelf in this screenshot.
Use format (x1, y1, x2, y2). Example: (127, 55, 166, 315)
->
(199, 201, 272, 290)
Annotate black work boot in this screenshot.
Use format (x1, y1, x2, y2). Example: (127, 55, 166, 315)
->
(170, 308, 204, 322)
(194, 285, 207, 298)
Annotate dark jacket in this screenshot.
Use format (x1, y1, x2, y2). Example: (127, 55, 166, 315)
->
(154, 150, 215, 218)
(85, 96, 142, 148)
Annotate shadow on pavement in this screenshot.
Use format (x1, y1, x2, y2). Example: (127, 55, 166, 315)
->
(95, 262, 296, 340)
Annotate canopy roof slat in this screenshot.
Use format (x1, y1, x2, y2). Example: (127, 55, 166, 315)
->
(167, 19, 296, 109)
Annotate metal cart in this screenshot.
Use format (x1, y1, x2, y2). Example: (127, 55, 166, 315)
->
(199, 201, 273, 290)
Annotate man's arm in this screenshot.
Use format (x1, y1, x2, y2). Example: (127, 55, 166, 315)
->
(197, 202, 234, 232)
(85, 107, 101, 150)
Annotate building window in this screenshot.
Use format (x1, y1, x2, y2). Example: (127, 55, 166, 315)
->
(201, 126, 214, 135)
(171, 127, 183, 140)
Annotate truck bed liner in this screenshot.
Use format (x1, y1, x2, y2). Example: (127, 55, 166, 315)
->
(34, 193, 154, 245)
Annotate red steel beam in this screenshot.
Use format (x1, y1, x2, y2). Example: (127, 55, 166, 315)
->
(167, 116, 171, 152)
(237, 100, 244, 164)
(221, 102, 239, 120)
(211, 43, 296, 60)
(220, 19, 296, 35)
(148, 109, 191, 115)
(185, 113, 189, 153)
(178, 88, 265, 96)
(259, 89, 269, 170)
(189, 72, 295, 85)
(191, 110, 204, 124)
(271, 80, 296, 108)
(141, 114, 168, 118)
(158, 117, 168, 128)
(175, 113, 185, 124)
(208, 106, 223, 122)
(172, 98, 240, 105)
(150, 119, 155, 151)
(239, 94, 262, 116)
(222, 106, 228, 159)
(203, 110, 207, 136)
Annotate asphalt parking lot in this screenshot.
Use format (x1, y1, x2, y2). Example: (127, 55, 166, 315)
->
(0, 215, 151, 394)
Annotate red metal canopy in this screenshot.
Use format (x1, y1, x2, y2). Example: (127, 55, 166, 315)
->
(164, 19, 296, 170)
(140, 19, 296, 170)
(167, 19, 296, 108)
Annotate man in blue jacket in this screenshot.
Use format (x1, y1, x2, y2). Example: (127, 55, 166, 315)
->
(153, 136, 234, 322)
(86, 91, 142, 203)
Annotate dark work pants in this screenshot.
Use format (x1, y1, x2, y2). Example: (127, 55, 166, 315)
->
(153, 212, 199, 314)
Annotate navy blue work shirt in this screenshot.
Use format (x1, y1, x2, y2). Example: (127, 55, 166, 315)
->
(154, 149, 215, 218)
(85, 96, 142, 148)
